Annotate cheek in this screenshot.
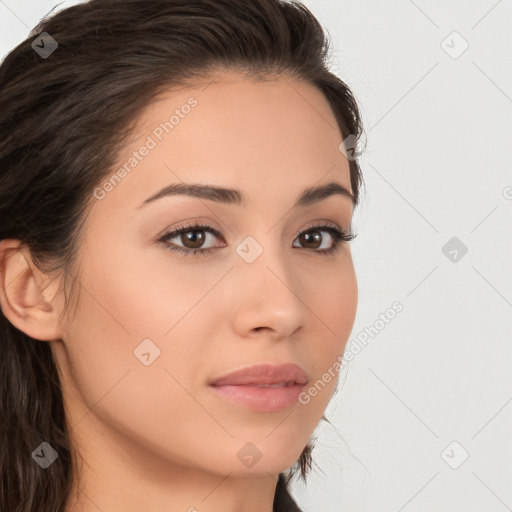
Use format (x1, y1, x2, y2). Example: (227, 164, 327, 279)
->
(310, 252, 358, 341)
(82, 234, 219, 336)
(300, 257, 357, 408)
(60, 249, 229, 467)
(66, 246, 215, 379)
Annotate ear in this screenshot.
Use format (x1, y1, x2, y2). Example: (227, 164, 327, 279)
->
(0, 239, 65, 341)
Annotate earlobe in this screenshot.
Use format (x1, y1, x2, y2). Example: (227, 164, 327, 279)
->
(0, 239, 64, 341)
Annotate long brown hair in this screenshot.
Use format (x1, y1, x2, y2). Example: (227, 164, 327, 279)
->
(0, 0, 365, 510)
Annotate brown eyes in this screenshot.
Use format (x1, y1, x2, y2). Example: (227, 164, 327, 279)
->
(158, 221, 356, 257)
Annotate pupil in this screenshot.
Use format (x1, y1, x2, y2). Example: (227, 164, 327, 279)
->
(184, 230, 204, 248)
(301, 231, 321, 249)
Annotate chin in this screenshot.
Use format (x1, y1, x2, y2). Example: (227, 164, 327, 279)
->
(202, 443, 300, 478)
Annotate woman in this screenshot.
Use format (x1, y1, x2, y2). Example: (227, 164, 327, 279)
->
(0, 0, 365, 510)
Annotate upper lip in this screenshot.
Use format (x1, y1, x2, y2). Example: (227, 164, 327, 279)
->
(209, 363, 308, 386)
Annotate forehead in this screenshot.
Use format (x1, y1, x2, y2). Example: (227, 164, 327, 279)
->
(90, 72, 353, 217)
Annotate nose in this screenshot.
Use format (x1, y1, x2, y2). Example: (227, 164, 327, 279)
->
(229, 241, 309, 341)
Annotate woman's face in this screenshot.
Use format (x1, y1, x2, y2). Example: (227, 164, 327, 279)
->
(53, 72, 358, 482)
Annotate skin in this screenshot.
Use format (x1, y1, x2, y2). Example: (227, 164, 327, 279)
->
(0, 71, 358, 512)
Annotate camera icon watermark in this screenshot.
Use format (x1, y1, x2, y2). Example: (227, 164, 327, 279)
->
(32, 442, 59, 468)
(237, 442, 262, 468)
(442, 236, 468, 263)
(133, 338, 161, 366)
(236, 236, 263, 263)
(441, 31, 469, 60)
(338, 134, 358, 161)
(441, 441, 469, 469)
(31, 32, 58, 59)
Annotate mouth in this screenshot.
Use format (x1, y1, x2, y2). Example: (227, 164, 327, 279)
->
(208, 363, 308, 412)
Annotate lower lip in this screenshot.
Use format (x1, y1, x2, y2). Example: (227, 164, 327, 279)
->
(209, 383, 305, 412)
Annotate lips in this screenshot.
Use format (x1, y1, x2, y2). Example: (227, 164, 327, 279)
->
(209, 363, 309, 412)
(209, 363, 308, 387)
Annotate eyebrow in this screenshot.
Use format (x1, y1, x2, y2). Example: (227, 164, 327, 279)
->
(137, 181, 355, 209)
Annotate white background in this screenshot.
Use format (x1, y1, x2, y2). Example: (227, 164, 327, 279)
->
(1, 1, 511, 511)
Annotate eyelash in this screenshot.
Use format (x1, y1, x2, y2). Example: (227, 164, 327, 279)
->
(157, 221, 357, 257)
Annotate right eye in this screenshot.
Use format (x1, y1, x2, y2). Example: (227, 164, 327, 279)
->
(158, 221, 226, 256)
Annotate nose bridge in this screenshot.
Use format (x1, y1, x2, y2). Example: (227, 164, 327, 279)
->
(230, 230, 307, 336)
(235, 229, 290, 288)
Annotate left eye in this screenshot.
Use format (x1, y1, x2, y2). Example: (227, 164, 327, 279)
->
(158, 221, 356, 256)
